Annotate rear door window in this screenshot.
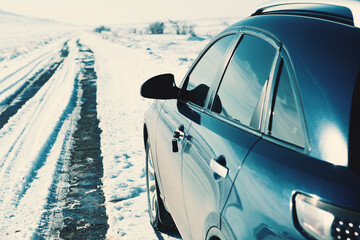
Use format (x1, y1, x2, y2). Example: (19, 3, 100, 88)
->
(213, 34, 277, 129)
(269, 62, 305, 147)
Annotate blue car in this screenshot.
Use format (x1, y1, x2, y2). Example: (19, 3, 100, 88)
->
(141, 2, 360, 239)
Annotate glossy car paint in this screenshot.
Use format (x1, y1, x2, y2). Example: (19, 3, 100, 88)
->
(222, 137, 360, 239)
(232, 14, 360, 165)
(143, 5, 360, 240)
(181, 103, 261, 239)
(155, 99, 192, 237)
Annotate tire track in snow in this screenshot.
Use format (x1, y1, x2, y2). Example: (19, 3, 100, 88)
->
(0, 39, 80, 238)
(0, 51, 51, 85)
(0, 41, 69, 130)
(13, 67, 75, 207)
(58, 41, 108, 240)
(0, 41, 68, 109)
(33, 56, 81, 240)
(0, 43, 69, 172)
(0, 55, 70, 205)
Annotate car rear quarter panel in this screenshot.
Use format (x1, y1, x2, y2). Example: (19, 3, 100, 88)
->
(221, 138, 360, 239)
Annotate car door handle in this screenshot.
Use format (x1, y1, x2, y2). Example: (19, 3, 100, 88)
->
(173, 129, 185, 140)
(210, 156, 228, 179)
(172, 125, 185, 152)
(173, 124, 185, 140)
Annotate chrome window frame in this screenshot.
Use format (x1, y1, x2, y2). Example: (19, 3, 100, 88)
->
(262, 46, 311, 153)
(180, 26, 311, 154)
(205, 27, 281, 134)
(178, 32, 239, 111)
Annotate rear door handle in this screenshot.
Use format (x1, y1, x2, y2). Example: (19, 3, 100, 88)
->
(210, 155, 228, 179)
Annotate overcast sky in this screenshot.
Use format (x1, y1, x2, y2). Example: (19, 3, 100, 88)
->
(0, 0, 266, 25)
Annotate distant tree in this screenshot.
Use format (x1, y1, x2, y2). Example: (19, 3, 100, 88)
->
(148, 22, 165, 34)
(94, 25, 111, 33)
(188, 25, 196, 36)
(129, 28, 137, 34)
(169, 20, 196, 36)
(169, 20, 181, 34)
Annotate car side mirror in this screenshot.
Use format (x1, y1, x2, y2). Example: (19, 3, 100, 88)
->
(140, 73, 179, 99)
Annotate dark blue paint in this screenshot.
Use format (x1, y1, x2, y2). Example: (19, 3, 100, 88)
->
(143, 4, 360, 240)
(227, 14, 360, 160)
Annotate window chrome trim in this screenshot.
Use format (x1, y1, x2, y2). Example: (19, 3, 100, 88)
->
(262, 134, 305, 153)
(260, 46, 282, 132)
(208, 28, 281, 132)
(178, 27, 311, 153)
(179, 31, 239, 93)
(282, 48, 311, 152)
(204, 109, 263, 138)
(262, 46, 311, 154)
(184, 100, 206, 113)
(205, 32, 243, 110)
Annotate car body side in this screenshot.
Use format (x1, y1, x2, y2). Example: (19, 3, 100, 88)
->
(143, 13, 360, 240)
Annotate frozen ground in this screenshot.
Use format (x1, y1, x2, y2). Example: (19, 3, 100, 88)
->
(0, 9, 230, 240)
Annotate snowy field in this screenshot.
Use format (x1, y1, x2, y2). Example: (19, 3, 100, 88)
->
(0, 9, 236, 239)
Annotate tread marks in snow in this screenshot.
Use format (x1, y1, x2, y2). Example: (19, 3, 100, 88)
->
(59, 40, 108, 240)
(0, 41, 70, 130)
(33, 71, 80, 239)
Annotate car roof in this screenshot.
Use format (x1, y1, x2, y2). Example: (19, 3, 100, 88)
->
(222, 2, 360, 164)
(252, 0, 360, 27)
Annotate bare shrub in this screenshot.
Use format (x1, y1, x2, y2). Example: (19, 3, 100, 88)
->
(94, 25, 111, 33)
(148, 22, 165, 34)
(169, 20, 196, 36)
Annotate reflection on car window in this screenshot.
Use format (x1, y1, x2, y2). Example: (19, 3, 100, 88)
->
(184, 34, 235, 107)
(271, 63, 304, 147)
(214, 35, 276, 129)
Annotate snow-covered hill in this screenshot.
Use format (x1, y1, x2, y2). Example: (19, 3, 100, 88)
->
(0, 9, 76, 62)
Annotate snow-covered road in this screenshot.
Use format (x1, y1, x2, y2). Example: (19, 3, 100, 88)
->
(0, 38, 81, 238)
(0, 15, 217, 238)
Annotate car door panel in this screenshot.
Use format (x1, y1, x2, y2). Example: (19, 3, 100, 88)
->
(155, 99, 192, 238)
(182, 107, 261, 240)
(153, 33, 239, 239)
(179, 32, 280, 240)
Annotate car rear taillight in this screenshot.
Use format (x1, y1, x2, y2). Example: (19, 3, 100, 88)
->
(294, 193, 360, 240)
